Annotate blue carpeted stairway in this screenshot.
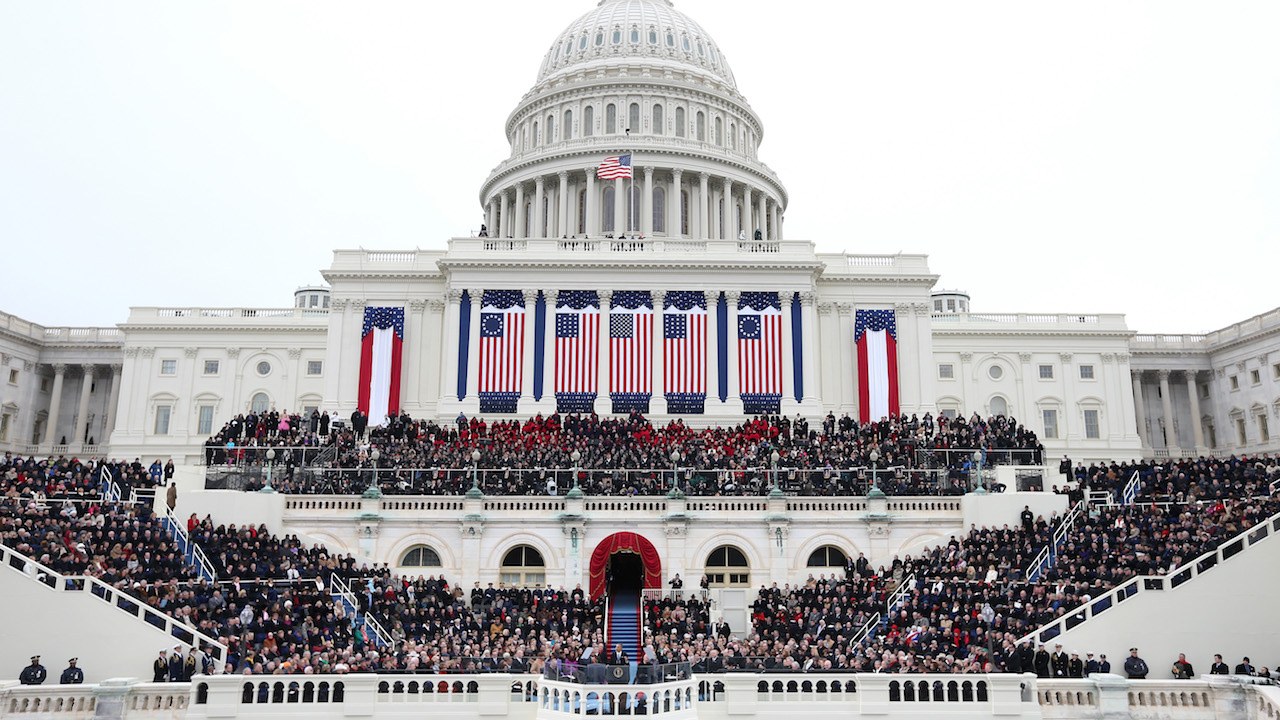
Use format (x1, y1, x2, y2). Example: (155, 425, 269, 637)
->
(607, 592, 642, 662)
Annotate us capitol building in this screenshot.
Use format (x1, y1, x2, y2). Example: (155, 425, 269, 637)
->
(0, 0, 1277, 467)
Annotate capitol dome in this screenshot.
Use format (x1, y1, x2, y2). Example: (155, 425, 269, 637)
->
(537, 0, 737, 90)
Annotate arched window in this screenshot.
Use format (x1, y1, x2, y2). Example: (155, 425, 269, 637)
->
(652, 104, 664, 135)
(564, 38, 573, 57)
(606, 104, 617, 134)
(675, 107, 685, 137)
(652, 186, 666, 233)
(729, 122, 736, 149)
(695, 111, 705, 141)
(648, 29, 658, 45)
(682, 34, 690, 52)
(630, 28, 640, 44)
(666, 31, 675, 47)
(806, 546, 848, 568)
(714, 117, 723, 146)
(706, 546, 749, 587)
(250, 393, 270, 414)
(628, 103, 640, 133)
(401, 546, 442, 567)
(564, 109, 573, 140)
(990, 396, 1008, 416)
(602, 186, 616, 232)
(584, 106, 595, 137)
(595, 31, 604, 47)
(612, 29, 622, 45)
(500, 546, 545, 587)
(546, 114, 555, 142)
(532, 121, 539, 147)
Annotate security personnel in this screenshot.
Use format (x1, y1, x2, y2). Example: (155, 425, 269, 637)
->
(19, 656, 47, 685)
(153, 651, 168, 683)
(60, 659, 84, 684)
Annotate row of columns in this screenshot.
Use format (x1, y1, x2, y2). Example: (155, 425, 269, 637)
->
(443, 289, 819, 413)
(1131, 369, 1205, 451)
(40, 363, 123, 447)
(485, 168, 784, 241)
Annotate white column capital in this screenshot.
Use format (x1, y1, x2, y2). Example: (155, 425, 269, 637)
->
(724, 290, 741, 305)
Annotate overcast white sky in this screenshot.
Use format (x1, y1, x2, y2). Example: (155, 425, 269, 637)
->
(2, 1, 1277, 333)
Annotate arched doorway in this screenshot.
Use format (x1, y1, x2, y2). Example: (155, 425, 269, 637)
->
(588, 532, 662, 601)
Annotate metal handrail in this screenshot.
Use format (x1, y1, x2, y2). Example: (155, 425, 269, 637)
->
(1122, 469, 1140, 505)
(163, 507, 218, 583)
(1024, 501, 1084, 582)
(329, 573, 392, 648)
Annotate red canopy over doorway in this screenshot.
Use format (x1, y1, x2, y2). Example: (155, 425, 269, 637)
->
(588, 532, 662, 601)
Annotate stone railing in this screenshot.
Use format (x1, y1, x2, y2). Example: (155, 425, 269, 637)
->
(0, 311, 121, 346)
(931, 312, 1129, 330)
(447, 237, 816, 259)
(131, 307, 330, 321)
(7, 673, 1280, 719)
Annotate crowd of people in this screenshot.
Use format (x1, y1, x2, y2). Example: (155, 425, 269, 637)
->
(206, 411, 1044, 497)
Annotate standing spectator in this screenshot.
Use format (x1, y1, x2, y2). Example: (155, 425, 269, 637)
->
(1099, 654, 1111, 674)
(1051, 644, 1068, 678)
(1085, 653, 1100, 676)
(167, 646, 183, 681)
(149, 460, 164, 486)
(1033, 645, 1051, 678)
(669, 573, 683, 589)
(183, 650, 197, 681)
(1172, 653, 1194, 679)
(19, 656, 47, 685)
(153, 651, 168, 682)
(1020, 505, 1034, 534)
(166, 483, 177, 512)
(1236, 657, 1256, 676)
(1125, 648, 1149, 679)
(1068, 653, 1084, 678)
(163, 459, 175, 485)
(59, 658, 84, 684)
(1210, 654, 1230, 674)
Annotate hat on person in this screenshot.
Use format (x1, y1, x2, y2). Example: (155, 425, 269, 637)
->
(1129, 648, 1138, 652)
(30, 656, 39, 661)
(69, 658, 77, 664)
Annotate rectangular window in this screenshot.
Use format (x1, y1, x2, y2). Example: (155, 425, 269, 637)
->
(197, 405, 215, 435)
(154, 406, 172, 435)
(40, 378, 51, 393)
(1230, 376, 1240, 391)
(203, 360, 220, 375)
(1038, 364, 1054, 380)
(1083, 409, 1100, 439)
(307, 360, 324, 376)
(941, 408, 958, 420)
(1251, 369, 1261, 385)
(160, 359, 177, 376)
(1260, 415, 1271, 443)
(938, 363, 954, 379)
(1199, 384, 1210, 399)
(1079, 364, 1095, 380)
(6, 368, 17, 385)
(1042, 409, 1059, 439)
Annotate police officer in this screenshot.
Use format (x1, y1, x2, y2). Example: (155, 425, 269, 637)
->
(1124, 648, 1150, 679)
(60, 659, 84, 684)
(19, 656, 47, 685)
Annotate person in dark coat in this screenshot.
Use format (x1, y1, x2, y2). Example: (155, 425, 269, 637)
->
(1124, 648, 1149, 679)
(1235, 657, 1256, 676)
(1210, 654, 1230, 675)
(1098, 654, 1111, 674)
(1085, 653, 1101, 676)
(168, 646, 184, 681)
(153, 651, 168, 683)
(1020, 506, 1035, 534)
(1033, 645, 1051, 678)
(319, 411, 330, 435)
(1051, 644, 1069, 678)
(60, 659, 84, 684)
(1172, 653, 1194, 679)
(1068, 653, 1084, 678)
(19, 656, 47, 685)
(1017, 643, 1035, 674)
(183, 650, 198, 681)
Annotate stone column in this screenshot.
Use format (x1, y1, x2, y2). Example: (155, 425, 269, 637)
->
(514, 184, 526, 239)
(670, 169, 683, 239)
(533, 176, 546, 238)
(597, 291, 612, 412)
(543, 290, 559, 401)
(724, 290, 742, 413)
(613, 178, 626, 235)
(465, 291, 484, 405)
(499, 191, 511, 238)
(43, 364, 67, 447)
(722, 178, 734, 240)
(706, 291, 720, 405)
(1131, 370, 1149, 448)
(838, 304, 856, 415)
(742, 186, 753, 239)
(651, 290, 666, 414)
(758, 194, 768, 239)
(1157, 370, 1176, 450)
(404, 300, 427, 408)
(585, 168, 597, 236)
(102, 364, 123, 446)
(771, 202, 781, 240)
(557, 171, 569, 239)
(800, 293, 820, 405)
(780, 292, 795, 406)
(697, 173, 709, 239)
(518, 291, 537, 412)
(1185, 371, 1205, 452)
(485, 199, 496, 238)
(642, 166, 654, 236)
(73, 365, 95, 446)
(441, 290, 463, 403)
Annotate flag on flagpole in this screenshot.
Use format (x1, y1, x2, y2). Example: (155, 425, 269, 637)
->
(737, 292, 782, 414)
(479, 290, 525, 413)
(555, 290, 600, 413)
(663, 291, 707, 414)
(609, 291, 653, 412)
(357, 306, 405, 427)
(855, 308, 900, 422)
(596, 154, 633, 180)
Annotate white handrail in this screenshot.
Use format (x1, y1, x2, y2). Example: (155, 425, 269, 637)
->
(848, 611, 881, 649)
(0, 542, 227, 665)
(1122, 469, 1140, 505)
(329, 573, 392, 648)
(164, 506, 217, 583)
(1025, 501, 1085, 581)
(1020, 509, 1280, 645)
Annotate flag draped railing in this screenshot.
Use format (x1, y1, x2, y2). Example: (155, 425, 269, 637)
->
(555, 290, 600, 414)
(479, 290, 526, 414)
(609, 290, 653, 413)
(738, 291, 782, 415)
(663, 291, 707, 414)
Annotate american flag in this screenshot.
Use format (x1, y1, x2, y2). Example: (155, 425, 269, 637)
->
(738, 292, 782, 397)
(555, 291, 600, 397)
(609, 291, 652, 397)
(855, 308, 899, 422)
(479, 290, 525, 410)
(357, 306, 405, 427)
(596, 154, 633, 180)
(663, 291, 706, 398)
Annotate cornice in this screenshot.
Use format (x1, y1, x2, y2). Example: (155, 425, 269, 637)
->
(118, 323, 327, 334)
(435, 258, 824, 273)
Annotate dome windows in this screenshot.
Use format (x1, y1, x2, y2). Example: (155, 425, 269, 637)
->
(630, 28, 640, 44)
(612, 29, 622, 45)
(696, 40, 704, 57)
(695, 111, 705, 141)
(666, 31, 675, 47)
(563, 39, 572, 57)
(563, 109, 573, 140)
(580, 34, 589, 50)
(628, 103, 640, 134)
(583, 106, 594, 136)
(595, 31, 604, 47)
(652, 104, 664, 135)
(648, 29, 658, 45)
(675, 107, 685, 137)
(605, 103, 617, 134)
(682, 35, 690, 52)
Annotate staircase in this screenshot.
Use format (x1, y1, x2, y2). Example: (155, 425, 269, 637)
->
(607, 591, 642, 661)
(159, 508, 217, 583)
(329, 574, 392, 649)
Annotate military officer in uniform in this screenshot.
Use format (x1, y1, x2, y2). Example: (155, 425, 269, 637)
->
(153, 650, 169, 683)
(19, 656, 47, 685)
(60, 659, 84, 684)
